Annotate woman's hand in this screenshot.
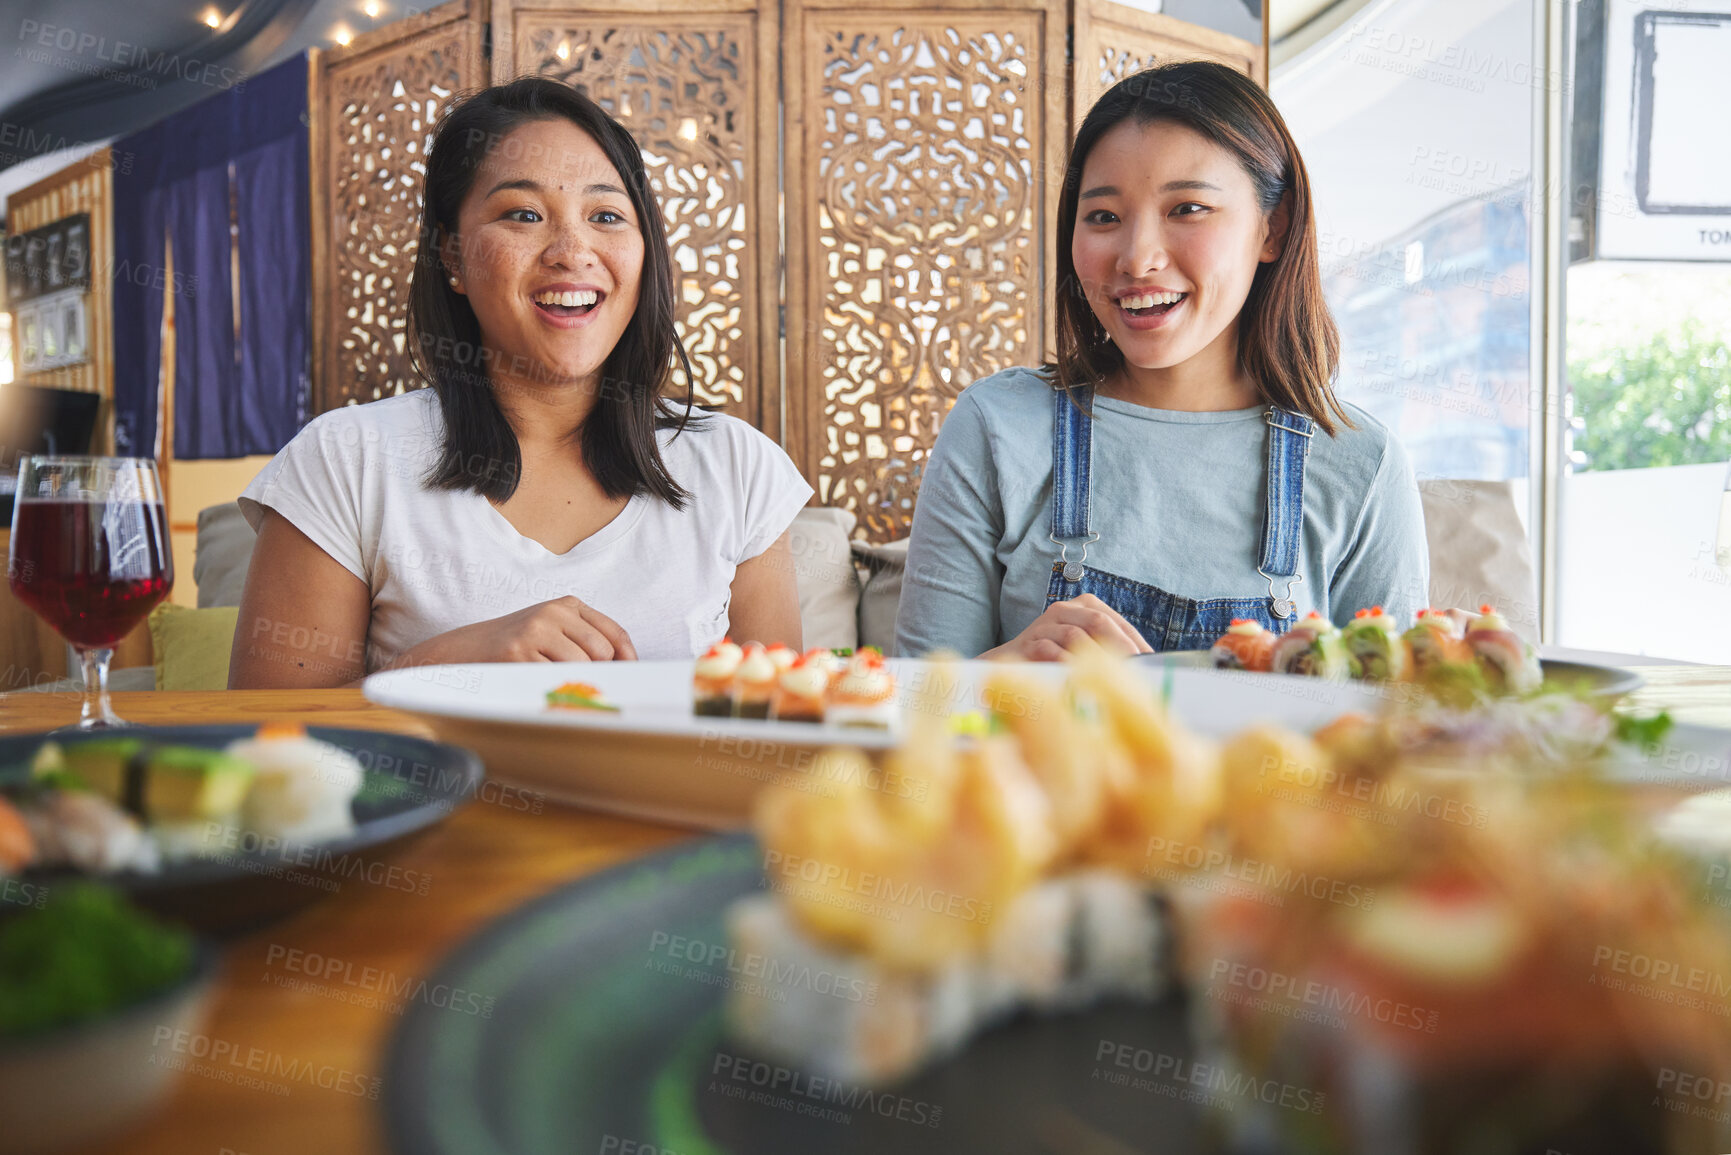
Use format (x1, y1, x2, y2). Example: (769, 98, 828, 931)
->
(982, 594, 1152, 662)
(392, 596, 638, 667)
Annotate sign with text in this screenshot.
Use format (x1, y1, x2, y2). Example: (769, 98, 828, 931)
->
(3, 213, 91, 305)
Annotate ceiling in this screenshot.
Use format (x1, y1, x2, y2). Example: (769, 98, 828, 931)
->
(1, 0, 416, 179)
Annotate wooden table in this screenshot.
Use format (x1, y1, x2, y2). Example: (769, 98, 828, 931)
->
(3, 666, 1728, 1154)
(1, 690, 690, 1155)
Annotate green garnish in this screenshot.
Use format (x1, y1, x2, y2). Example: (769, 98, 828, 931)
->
(1419, 661, 1491, 709)
(545, 683, 621, 712)
(0, 884, 195, 1038)
(1615, 710, 1674, 749)
(31, 768, 90, 793)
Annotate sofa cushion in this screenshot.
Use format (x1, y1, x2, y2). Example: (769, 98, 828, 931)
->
(149, 603, 241, 691)
(851, 537, 909, 655)
(194, 502, 258, 610)
(788, 506, 861, 651)
(1417, 479, 1538, 642)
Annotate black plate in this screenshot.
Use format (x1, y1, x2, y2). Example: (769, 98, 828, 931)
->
(1, 725, 484, 934)
(381, 835, 1205, 1155)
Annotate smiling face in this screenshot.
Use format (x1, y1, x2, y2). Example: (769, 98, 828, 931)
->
(1070, 118, 1285, 396)
(444, 118, 644, 392)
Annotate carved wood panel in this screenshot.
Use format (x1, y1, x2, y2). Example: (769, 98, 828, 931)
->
(312, 0, 484, 412)
(492, 0, 776, 427)
(786, 4, 1066, 543)
(1074, 1, 1265, 127)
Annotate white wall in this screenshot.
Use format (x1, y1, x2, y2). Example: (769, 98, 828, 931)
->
(1558, 462, 1731, 661)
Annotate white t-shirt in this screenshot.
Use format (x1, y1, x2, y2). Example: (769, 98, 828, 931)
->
(238, 389, 812, 667)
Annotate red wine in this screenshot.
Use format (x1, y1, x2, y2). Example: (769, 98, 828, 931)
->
(8, 499, 173, 648)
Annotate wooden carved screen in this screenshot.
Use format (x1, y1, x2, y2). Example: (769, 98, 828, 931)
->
(1073, 1, 1264, 126)
(312, 0, 485, 411)
(785, 0, 1068, 542)
(490, 0, 778, 429)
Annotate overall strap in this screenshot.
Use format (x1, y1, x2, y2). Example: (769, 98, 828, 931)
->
(1050, 387, 1099, 582)
(1257, 405, 1314, 616)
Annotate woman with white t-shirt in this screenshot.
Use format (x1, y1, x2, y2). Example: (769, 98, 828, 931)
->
(230, 78, 811, 687)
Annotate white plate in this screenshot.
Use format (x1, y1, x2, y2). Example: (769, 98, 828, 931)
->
(364, 659, 1386, 829)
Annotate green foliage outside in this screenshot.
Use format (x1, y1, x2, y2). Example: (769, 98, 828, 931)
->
(1569, 318, 1731, 472)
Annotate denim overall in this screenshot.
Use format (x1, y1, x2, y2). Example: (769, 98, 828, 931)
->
(1044, 387, 1315, 652)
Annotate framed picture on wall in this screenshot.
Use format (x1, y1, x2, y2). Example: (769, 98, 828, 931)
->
(12, 288, 88, 372)
(15, 305, 41, 370)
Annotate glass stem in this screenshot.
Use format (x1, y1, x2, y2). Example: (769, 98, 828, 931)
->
(77, 646, 122, 729)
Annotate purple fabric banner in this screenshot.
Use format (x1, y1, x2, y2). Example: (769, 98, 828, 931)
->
(111, 54, 310, 460)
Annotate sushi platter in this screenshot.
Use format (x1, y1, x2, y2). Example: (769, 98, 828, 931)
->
(363, 657, 1390, 828)
(0, 724, 484, 932)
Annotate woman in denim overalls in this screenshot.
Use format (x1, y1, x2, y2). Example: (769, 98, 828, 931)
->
(895, 62, 1429, 660)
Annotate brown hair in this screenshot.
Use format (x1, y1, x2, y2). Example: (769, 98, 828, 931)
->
(408, 76, 701, 507)
(1050, 61, 1348, 434)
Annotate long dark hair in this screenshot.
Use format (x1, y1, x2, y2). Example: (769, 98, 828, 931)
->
(1051, 61, 1348, 434)
(407, 76, 699, 506)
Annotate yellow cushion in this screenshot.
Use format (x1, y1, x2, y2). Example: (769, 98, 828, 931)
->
(148, 604, 240, 691)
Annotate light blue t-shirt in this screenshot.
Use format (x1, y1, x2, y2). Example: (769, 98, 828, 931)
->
(894, 367, 1430, 658)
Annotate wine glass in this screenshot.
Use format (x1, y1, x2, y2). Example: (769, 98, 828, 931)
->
(7, 456, 173, 729)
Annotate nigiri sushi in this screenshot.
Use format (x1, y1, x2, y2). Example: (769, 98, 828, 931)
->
(226, 723, 364, 846)
(1211, 619, 1279, 672)
(1342, 606, 1413, 682)
(1464, 605, 1542, 695)
(22, 790, 160, 875)
(693, 640, 744, 717)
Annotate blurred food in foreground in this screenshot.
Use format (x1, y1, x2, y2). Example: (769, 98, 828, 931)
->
(725, 651, 1729, 1153)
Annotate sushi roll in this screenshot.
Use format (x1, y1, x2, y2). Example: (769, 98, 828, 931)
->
(693, 639, 744, 717)
(725, 895, 980, 1086)
(1404, 608, 1477, 680)
(733, 644, 778, 720)
(31, 740, 254, 827)
(226, 723, 365, 846)
(979, 870, 1169, 1013)
(1463, 605, 1542, 695)
(1342, 606, 1413, 682)
(1269, 612, 1358, 679)
(725, 870, 1170, 1087)
(770, 654, 830, 723)
(825, 651, 898, 730)
(1211, 619, 1278, 672)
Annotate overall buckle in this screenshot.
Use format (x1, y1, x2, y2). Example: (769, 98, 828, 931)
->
(1257, 568, 1304, 619)
(1049, 531, 1100, 583)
